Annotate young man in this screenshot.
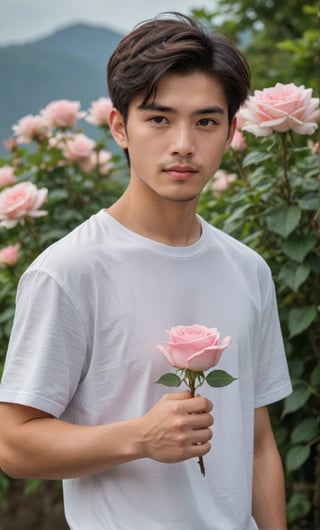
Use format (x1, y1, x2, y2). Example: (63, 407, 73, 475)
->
(0, 13, 291, 530)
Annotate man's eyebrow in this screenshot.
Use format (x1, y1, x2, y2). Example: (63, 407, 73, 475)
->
(138, 102, 225, 115)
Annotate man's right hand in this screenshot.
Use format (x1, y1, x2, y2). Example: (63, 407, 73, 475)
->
(137, 391, 214, 463)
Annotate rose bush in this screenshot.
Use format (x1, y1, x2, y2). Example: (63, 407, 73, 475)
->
(157, 324, 232, 371)
(198, 80, 320, 527)
(0, 96, 129, 515)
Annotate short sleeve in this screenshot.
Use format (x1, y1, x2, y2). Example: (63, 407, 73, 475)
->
(0, 269, 88, 417)
(254, 269, 292, 408)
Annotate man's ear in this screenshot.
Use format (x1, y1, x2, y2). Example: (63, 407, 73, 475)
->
(108, 108, 128, 149)
(224, 115, 237, 152)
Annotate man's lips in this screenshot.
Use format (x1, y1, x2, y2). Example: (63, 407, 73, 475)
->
(164, 165, 198, 181)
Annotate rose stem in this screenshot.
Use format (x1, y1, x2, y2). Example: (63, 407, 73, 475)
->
(189, 373, 206, 477)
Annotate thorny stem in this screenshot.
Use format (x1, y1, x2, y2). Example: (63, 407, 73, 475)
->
(187, 371, 206, 477)
(230, 150, 251, 188)
(280, 132, 292, 203)
(26, 219, 42, 254)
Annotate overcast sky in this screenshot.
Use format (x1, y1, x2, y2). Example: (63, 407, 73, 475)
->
(0, 0, 216, 46)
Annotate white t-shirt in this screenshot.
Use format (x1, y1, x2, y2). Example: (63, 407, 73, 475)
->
(0, 210, 292, 530)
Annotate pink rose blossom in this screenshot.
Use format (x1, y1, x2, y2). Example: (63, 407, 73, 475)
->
(212, 170, 237, 194)
(157, 324, 232, 371)
(0, 167, 16, 188)
(64, 133, 96, 163)
(231, 129, 247, 151)
(0, 182, 48, 228)
(86, 97, 113, 126)
(41, 100, 85, 128)
(309, 141, 319, 154)
(48, 132, 65, 150)
(76, 149, 112, 173)
(238, 83, 320, 136)
(0, 243, 20, 267)
(3, 137, 18, 152)
(95, 150, 112, 174)
(12, 114, 48, 143)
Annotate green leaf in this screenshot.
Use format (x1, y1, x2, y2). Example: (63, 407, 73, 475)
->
(310, 363, 320, 386)
(288, 359, 304, 379)
(0, 306, 15, 325)
(298, 195, 319, 211)
(40, 229, 69, 245)
(48, 189, 69, 202)
(282, 233, 318, 263)
(266, 205, 301, 238)
(282, 383, 311, 417)
(23, 478, 41, 496)
(291, 418, 319, 444)
(242, 151, 273, 167)
(155, 373, 182, 387)
(278, 262, 310, 291)
(287, 493, 312, 523)
(206, 369, 237, 388)
(288, 306, 317, 337)
(286, 444, 310, 473)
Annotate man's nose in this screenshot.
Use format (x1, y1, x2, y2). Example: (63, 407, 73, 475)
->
(170, 125, 195, 157)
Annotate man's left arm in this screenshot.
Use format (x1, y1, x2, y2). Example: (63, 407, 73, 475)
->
(252, 406, 287, 530)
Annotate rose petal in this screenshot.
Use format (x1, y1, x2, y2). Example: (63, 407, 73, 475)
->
(186, 337, 232, 371)
(156, 344, 176, 367)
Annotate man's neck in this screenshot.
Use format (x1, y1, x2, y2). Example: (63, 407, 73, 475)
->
(107, 190, 201, 247)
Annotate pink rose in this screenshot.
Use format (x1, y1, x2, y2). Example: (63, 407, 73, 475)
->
(157, 324, 232, 371)
(0, 243, 20, 267)
(238, 83, 320, 136)
(41, 100, 85, 128)
(86, 97, 113, 126)
(231, 129, 247, 151)
(310, 141, 319, 154)
(0, 182, 48, 228)
(3, 137, 18, 152)
(95, 150, 112, 174)
(12, 114, 48, 143)
(77, 149, 112, 173)
(0, 167, 16, 188)
(212, 170, 237, 194)
(64, 133, 96, 163)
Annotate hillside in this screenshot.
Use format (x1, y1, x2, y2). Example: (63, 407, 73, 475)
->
(0, 24, 124, 153)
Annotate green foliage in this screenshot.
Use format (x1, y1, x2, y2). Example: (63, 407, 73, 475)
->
(191, 6, 320, 522)
(198, 124, 319, 527)
(192, 0, 318, 90)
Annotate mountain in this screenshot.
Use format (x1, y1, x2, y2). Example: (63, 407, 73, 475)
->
(0, 24, 124, 153)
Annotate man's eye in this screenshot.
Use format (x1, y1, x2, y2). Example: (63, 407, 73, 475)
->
(150, 116, 167, 124)
(198, 118, 216, 126)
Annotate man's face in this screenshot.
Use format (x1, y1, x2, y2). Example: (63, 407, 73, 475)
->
(110, 71, 236, 205)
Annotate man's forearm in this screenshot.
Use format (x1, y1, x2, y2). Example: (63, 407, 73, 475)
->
(0, 393, 213, 480)
(0, 410, 142, 480)
(252, 439, 287, 530)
